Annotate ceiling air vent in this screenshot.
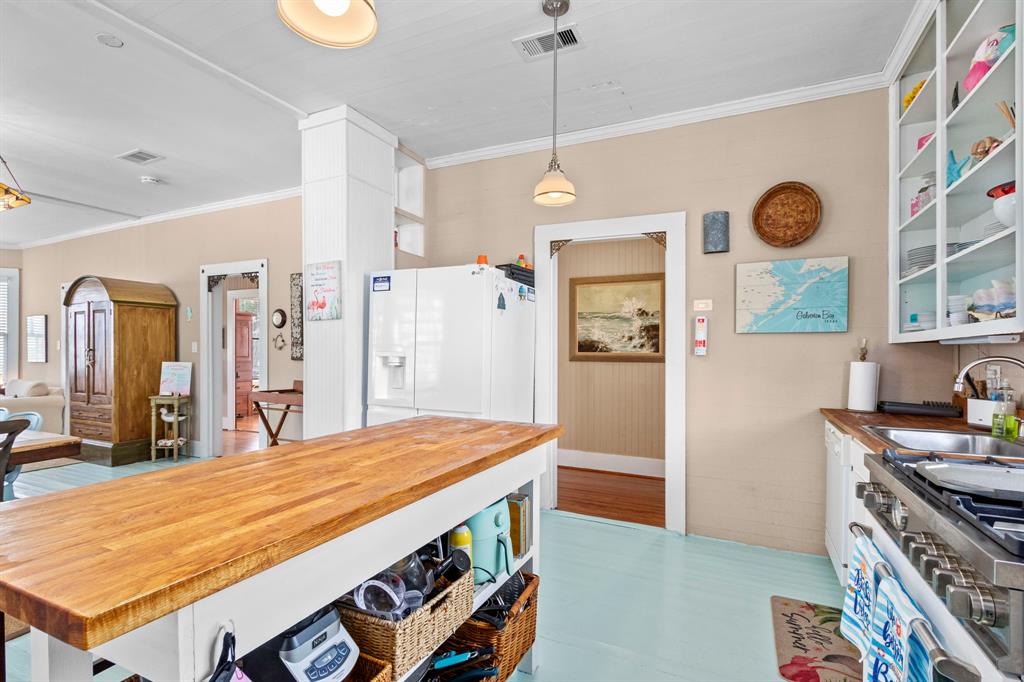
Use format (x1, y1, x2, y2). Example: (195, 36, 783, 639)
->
(116, 148, 163, 165)
(513, 25, 581, 61)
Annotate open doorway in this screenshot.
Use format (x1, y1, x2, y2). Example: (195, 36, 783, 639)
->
(223, 284, 262, 455)
(535, 212, 685, 533)
(554, 238, 666, 526)
(198, 259, 268, 458)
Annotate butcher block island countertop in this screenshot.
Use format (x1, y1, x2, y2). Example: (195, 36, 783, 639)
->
(820, 408, 978, 452)
(0, 416, 562, 653)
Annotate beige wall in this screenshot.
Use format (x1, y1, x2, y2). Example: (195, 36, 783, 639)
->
(0, 250, 23, 269)
(557, 238, 665, 460)
(17, 197, 303, 434)
(426, 89, 956, 554)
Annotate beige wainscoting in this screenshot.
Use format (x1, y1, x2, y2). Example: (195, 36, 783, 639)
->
(557, 238, 665, 462)
(425, 88, 957, 554)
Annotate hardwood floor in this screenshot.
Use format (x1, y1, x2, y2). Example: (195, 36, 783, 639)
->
(556, 466, 665, 527)
(235, 414, 259, 432)
(221, 428, 259, 455)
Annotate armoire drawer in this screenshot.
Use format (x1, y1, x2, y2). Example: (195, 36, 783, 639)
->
(71, 403, 112, 423)
(71, 420, 112, 441)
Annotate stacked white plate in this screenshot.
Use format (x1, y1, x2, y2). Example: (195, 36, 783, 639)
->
(948, 295, 971, 325)
(984, 220, 1007, 238)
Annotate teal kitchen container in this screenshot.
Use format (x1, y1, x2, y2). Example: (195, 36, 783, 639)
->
(466, 499, 514, 585)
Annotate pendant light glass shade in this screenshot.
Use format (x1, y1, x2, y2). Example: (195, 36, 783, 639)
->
(277, 0, 377, 48)
(534, 162, 576, 207)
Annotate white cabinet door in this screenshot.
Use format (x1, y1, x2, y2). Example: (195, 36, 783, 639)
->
(824, 421, 849, 584)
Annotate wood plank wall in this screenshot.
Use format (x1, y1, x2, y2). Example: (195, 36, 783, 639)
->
(557, 238, 665, 460)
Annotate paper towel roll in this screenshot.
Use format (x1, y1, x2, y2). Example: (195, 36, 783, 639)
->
(848, 361, 880, 412)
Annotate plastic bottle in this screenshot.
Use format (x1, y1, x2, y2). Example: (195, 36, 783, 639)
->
(449, 524, 473, 565)
(1003, 383, 1019, 441)
(992, 380, 1016, 439)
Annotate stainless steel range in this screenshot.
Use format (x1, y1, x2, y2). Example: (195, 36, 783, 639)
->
(860, 445, 1024, 677)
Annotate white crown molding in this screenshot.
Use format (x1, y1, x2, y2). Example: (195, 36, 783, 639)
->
(881, 0, 939, 84)
(426, 70, 888, 169)
(299, 105, 398, 148)
(13, 187, 301, 250)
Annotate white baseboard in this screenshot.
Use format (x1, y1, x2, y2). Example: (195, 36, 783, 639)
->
(557, 448, 665, 478)
(222, 417, 235, 430)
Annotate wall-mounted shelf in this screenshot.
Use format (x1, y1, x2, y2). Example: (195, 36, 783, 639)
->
(394, 146, 427, 260)
(889, 0, 1021, 344)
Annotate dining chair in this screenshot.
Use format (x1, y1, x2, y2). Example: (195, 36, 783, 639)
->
(0, 419, 31, 502)
(5, 411, 42, 431)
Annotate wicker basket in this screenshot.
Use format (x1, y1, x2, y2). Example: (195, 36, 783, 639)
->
(347, 653, 393, 682)
(337, 570, 475, 681)
(445, 573, 539, 682)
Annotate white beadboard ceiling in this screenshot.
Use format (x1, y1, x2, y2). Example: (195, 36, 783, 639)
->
(0, 0, 916, 247)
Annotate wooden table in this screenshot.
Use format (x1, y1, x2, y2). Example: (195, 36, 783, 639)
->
(9, 431, 82, 468)
(0, 416, 561, 681)
(2, 431, 81, 682)
(149, 394, 191, 462)
(250, 380, 303, 446)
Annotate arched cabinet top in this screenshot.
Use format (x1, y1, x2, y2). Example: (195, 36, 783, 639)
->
(63, 276, 177, 307)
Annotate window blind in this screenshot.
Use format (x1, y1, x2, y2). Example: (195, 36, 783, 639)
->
(0, 278, 8, 385)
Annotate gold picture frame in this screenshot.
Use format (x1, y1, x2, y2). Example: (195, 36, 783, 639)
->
(569, 273, 665, 363)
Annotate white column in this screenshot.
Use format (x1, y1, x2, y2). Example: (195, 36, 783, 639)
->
(299, 107, 396, 438)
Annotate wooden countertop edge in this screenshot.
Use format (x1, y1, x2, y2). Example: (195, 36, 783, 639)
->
(6, 423, 562, 650)
(11, 434, 82, 452)
(819, 407, 979, 454)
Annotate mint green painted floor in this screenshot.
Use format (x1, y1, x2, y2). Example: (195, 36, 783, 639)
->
(4, 462, 843, 682)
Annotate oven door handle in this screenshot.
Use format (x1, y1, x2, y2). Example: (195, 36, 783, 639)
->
(848, 523, 982, 682)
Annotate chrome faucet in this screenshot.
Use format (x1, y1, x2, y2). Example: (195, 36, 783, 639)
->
(954, 356, 1024, 392)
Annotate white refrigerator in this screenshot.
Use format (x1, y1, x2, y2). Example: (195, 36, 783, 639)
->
(366, 264, 535, 426)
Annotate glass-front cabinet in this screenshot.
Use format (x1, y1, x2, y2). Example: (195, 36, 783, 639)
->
(890, 0, 1023, 342)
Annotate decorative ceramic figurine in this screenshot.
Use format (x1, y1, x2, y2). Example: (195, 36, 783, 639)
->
(947, 150, 970, 187)
(970, 136, 1001, 162)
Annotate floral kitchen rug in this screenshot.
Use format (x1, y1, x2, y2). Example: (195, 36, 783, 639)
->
(771, 595, 862, 682)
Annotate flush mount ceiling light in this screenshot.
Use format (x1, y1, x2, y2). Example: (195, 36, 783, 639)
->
(533, 0, 576, 207)
(0, 154, 31, 211)
(96, 32, 124, 48)
(277, 0, 378, 48)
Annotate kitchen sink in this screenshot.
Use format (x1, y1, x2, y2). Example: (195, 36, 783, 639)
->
(865, 426, 1024, 458)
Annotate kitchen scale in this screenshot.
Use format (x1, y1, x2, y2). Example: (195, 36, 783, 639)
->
(246, 606, 359, 682)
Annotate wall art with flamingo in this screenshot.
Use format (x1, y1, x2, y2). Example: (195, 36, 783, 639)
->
(305, 260, 342, 322)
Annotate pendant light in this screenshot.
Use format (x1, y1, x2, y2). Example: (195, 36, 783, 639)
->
(533, 0, 576, 207)
(278, 0, 378, 49)
(0, 154, 30, 211)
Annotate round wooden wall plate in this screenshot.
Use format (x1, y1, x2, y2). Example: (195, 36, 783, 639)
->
(752, 181, 822, 247)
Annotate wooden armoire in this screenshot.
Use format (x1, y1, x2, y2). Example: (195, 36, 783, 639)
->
(64, 276, 177, 465)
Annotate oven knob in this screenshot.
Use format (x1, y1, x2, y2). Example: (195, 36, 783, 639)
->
(907, 541, 947, 566)
(888, 497, 908, 531)
(919, 553, 963, 581)
(932, 567, 981, 595)
(899, 531, 936, 553)
(862, 489, 894, 512)
(946, 584, 1010, 628)
(855, 482, 882, 500)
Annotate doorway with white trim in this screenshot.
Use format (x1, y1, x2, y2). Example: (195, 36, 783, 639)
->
(198, 260, 269, 458)
(534, 212, 686, 533)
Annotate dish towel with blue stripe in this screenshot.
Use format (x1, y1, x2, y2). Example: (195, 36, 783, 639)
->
(840, 533, 887, 659)
(865, 576, 929, 682)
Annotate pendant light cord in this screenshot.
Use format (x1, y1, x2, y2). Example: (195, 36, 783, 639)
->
(0, 154, 26, 193)
(551, 8, 558, 165)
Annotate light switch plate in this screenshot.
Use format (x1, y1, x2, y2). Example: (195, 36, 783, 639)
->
(191, 341, 198, 353)
(693, 299, 713, 312)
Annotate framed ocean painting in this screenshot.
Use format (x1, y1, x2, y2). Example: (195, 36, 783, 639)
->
(735, 256, 849, 333)
(569, 273, 664, 362)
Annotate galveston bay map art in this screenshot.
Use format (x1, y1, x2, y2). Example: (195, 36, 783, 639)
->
(736, 256, 848, 334)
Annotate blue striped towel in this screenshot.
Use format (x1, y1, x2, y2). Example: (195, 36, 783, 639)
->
(841, 534, 887, 659)
(866, 576, 928, 682)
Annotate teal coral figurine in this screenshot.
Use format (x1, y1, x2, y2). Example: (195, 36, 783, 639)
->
(947, 150, 969, 187)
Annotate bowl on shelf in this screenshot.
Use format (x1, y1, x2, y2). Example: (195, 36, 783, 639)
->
(987, 181, 1016, 228)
